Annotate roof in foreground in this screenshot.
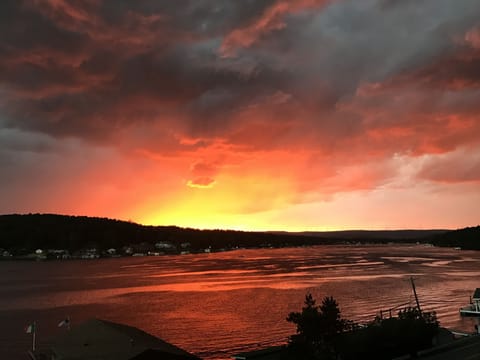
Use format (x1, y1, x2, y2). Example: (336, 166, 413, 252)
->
(418, 334, 480, 360)
(49, 318, 201, 360)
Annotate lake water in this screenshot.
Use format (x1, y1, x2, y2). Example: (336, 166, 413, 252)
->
(1, 244, 479, 359)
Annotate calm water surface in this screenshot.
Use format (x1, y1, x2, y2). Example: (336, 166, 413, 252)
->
(1, 244, 479, 359)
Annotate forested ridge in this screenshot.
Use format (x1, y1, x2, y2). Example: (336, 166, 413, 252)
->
(0, 214, 342, 253)
(429, 225, 480, 250)
(0, 214, 478, 254)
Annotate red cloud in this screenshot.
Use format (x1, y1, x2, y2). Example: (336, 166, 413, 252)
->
(186, 160, 219, 189)
(219, 0, 331, 57)
(187, 177, 216, 188)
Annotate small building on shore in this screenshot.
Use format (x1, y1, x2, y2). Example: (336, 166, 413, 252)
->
(30, 318, 201, 360)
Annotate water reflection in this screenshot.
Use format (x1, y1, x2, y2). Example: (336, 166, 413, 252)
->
(1, 244, 479, 360)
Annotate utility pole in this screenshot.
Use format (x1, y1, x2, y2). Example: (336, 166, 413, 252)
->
(410, 277, 421, 313)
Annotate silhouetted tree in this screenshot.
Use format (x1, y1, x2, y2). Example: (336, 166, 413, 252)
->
(339, 307, 439, 360)
(286, 294, 352, 359)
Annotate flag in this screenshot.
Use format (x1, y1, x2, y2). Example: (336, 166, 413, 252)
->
(58, 317, 70, 328)
(25, 323, 35, 334)
(25, 321, 37, 351)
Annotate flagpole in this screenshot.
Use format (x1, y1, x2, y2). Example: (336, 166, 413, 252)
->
(32, 321, 36, 352)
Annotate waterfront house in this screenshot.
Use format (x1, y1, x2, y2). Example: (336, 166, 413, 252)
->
(155, 242, 175, 250)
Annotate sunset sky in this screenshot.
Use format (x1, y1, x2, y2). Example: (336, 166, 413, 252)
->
(1, 0, 480, 231)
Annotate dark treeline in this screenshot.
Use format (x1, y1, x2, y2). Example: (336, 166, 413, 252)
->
(428, 225, 480, 250)
(0, 214, 477, 254)
(0, 214, 343, 254)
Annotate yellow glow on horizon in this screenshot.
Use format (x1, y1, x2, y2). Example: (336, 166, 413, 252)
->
(139, 210, 349, 232)
(137, 171, 304, 231)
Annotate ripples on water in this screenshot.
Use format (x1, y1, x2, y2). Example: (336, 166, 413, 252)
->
(1, 244, 479, 359)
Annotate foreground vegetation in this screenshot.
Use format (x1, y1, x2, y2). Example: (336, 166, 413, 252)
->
(285, 294, 439, 360)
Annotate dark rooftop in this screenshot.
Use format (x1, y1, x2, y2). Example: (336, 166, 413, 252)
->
(39, 318, 200, 360)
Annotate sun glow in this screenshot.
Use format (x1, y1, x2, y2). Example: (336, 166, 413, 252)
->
(1, 1, 480, 231)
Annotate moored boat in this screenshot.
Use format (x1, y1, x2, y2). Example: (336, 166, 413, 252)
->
(460, 288, 480, 316)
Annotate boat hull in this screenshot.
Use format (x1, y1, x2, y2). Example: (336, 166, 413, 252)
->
(459, 307, 480, 317)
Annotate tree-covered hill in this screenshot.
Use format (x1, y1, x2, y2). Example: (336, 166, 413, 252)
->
(0, 214, 342, 254)
(430, 225, 480, 250)
(0, 214, 477, 255)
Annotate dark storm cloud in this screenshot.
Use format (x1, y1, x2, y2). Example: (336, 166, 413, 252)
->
(0, 1, 290, 140)
(1, 0, 480, 157)
(3, 42, 290, 141)
(98, 0, 277, 35)
(0, 1, 89, 54)
(2, 60, 82, 93)
(413, 49, 480, 90)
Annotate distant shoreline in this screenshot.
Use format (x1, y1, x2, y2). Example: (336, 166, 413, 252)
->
(1, 214, 478, 260)
(0, 242, 471, 263)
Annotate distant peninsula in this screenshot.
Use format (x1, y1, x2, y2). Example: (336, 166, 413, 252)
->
(0, 214, 478, 259)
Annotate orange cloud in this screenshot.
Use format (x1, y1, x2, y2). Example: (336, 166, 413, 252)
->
(187, 177, 216, 188)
